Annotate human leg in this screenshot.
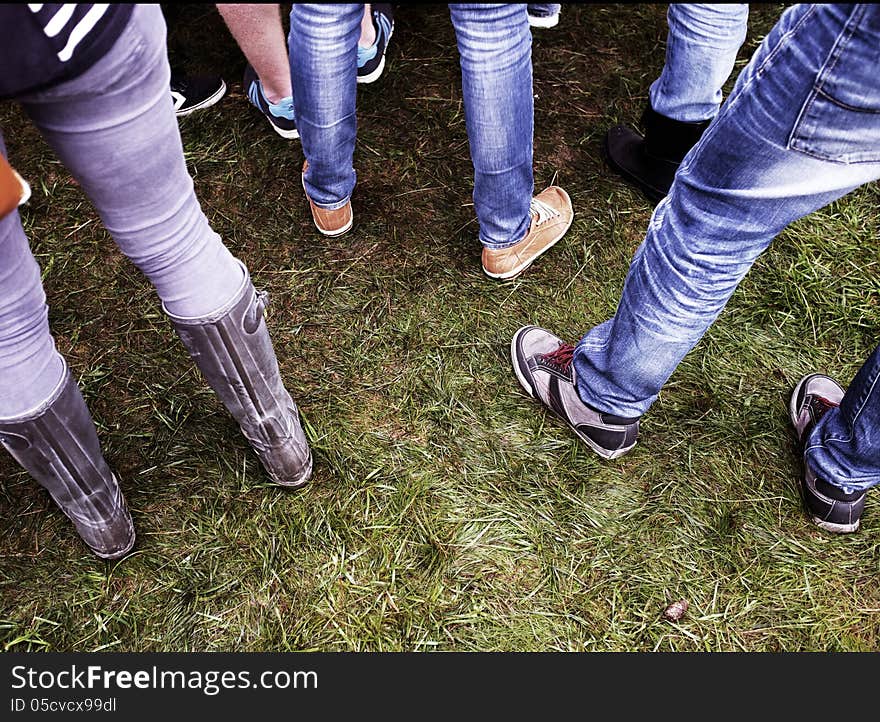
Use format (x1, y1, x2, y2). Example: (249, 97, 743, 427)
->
(216, 4, 298, 139)
(289, 3, 362, 220)
(20, 4, 311, 487)
(605, 3, 750, 204)
(515, 4, 880, 458)
(450, 3, 572, 279)
(0, 142, 133, 559)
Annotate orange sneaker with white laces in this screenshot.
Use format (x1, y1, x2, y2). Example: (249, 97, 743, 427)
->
(481, 185, 573, 280)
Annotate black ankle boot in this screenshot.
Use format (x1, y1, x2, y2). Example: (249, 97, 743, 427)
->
(604, 104, 710, 205)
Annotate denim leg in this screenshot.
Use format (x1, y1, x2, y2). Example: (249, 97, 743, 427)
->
(648, 3, 749, 122)
(449, 3, 533, 249)
(289, 3, 362, 209)
(573, 4, 880, 421)
(806, 344, 880, 493)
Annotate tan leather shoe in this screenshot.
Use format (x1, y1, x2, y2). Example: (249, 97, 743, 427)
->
(481, 185, 573, 280)
(301, 160, 353, 236)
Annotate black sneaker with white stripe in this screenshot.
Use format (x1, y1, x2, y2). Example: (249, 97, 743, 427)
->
(170, 70, 227, 117)
(789, 373, 866, 533)
(511, 325, 639, 459)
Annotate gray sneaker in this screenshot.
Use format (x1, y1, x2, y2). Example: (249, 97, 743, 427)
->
(511, 325, 639, 459)
(789, 373, 866, 533)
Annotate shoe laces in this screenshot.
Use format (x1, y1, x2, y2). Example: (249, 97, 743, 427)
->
(530, 197, 560, 226)
(539, 341, 575, 372)
(812, 394, 840, 418)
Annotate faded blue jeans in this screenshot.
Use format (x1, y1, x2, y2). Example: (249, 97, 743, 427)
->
(0, 4, 243, 419)
(289, 3, 534, 248)
(649, 3, 750, 123)
(573, 3, 880, 492)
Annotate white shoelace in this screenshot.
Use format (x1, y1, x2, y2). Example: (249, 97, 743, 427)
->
(529, 198, 560, 226)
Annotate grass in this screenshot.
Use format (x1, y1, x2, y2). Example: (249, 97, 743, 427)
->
(2, 3, 879, 652)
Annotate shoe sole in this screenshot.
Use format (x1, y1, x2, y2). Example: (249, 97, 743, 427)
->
(357, 25, 394, 84)
(174, 80, 227, 117)
(788, 374, 860, 534)
(483, 213, 573, 281)
(357, 54, 386, 84)
(268, 123, 300, 140)
(510, 326, 633, 461)
(528, 15, 559, 28)
(301, 172, 353, 236)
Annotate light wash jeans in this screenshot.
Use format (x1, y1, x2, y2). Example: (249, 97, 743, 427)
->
(573, 3, 880, 493)
(0, 4, 243, 418)
(649, 3, 749, 123)
(289, 3, 534, 248)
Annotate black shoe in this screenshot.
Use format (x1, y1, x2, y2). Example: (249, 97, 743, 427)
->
(789, 373, 866, 533)
(604, 104, 709, 205)
(243, 64, 299, 140)
(511, 325, 640, 459)
(357, 3, 394, 84)
(170, 71, 227, 117)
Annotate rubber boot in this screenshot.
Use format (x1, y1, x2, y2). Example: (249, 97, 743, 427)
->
(164, 267, 313, 488)
(0, 367, 135, 560)
(604, 104, 710, 205)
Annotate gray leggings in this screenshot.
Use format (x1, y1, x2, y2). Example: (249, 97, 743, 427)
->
(0, 4, 244, 418)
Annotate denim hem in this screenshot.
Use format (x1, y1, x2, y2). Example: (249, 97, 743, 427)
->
(311, 196, 352, 212)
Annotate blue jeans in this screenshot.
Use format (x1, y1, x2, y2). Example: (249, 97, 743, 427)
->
(289, 3, 534, 248)
(649, 4, 749, 123)
(0, 4, 243, 418)
(572, 4, 880, 492)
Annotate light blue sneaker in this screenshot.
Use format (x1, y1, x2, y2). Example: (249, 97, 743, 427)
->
(243, 63, 299, 139)
(357, 4, 394, 84)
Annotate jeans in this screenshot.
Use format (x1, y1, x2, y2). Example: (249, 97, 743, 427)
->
(289, 3, 534, 248)
(572, 4, 880, 492)
(0, 4, 243, 418)
(649, 3, 749, 123)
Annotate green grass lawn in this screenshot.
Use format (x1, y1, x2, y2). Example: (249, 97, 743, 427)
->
(2, 3, 879, 652)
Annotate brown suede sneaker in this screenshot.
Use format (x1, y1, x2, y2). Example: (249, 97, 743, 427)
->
(301, 160, 353, 236)
(481, 185, 573, 280)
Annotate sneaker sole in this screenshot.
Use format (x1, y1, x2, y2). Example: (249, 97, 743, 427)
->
(483, 213, 573, 281)
(528, 15, 559, 28)
(174, 80, 227, 117)
(813, 516, 860, 534)
(268, 123, 300, 140)
(357, 25, 394, 84)
(509, 326, 633, 461)
(315, 217, 353, 237)
(357, 54, 386, 84)
(788, 374, 860, 534)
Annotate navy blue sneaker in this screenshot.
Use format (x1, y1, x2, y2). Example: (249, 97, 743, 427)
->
(171, 71, 226, 117)
(357, 4, 394, 84)
(243, 64, 298, 139)
(789, 373, 866, 533)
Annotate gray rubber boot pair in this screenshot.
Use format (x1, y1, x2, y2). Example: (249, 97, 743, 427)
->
(0, 367, 135, 560)
(164, 266, 313, 488)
